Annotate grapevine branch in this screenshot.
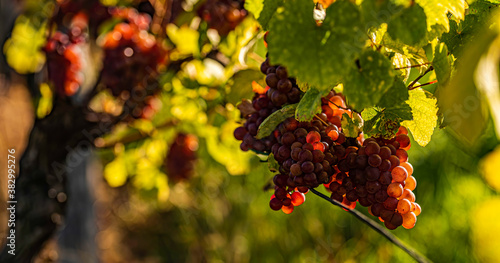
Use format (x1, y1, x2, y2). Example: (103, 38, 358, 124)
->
(410, 80, 438, 90)
(309, 188, 431, 263)
(408, 66, 434, 89)
(395, 62, 431, 70)
(327, 98, 360, 115)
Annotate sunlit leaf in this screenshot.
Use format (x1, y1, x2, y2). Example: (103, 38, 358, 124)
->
(402, 88, 438, 146)
(3, 17, 46, 74)
(104, 157, 128, 187)
(268, 0, 364, 90)
(416, 0, 467, 32)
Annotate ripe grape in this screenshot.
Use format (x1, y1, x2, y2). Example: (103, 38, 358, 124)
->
(387, 182, 403, 198)
(391, 166, 408, 183)
(397, 199, 411, 214)
(402, 212, 417, 229)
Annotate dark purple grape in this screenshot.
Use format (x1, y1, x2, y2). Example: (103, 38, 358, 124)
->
(284, 117, 299, 131)
(277, 79, 292, 93)
(276, 66, 288, 79)
(368, 154, 382, 167)
(287, 87, 301, 102)
(291, 147, 301, 161)
(234, 127, 247, 140)
(266, 73, 279, 88)
(271, 91, 287, 106)
(281, 132, 295, 146)
(290, 163, 302, 176)
(301, 161, 314, 173)
(298, 150, 313, 162)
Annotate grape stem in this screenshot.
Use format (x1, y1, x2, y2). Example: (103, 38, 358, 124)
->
(395, 62, 431, 70)
(409, 80, 438, 90)
(326, 98, 360, 115)
(309, 188, 432, 263)
(407, 66, 434, 89)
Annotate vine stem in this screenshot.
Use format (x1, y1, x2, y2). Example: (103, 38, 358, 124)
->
(408, 66, 434, 89)
(309, 188, 431, 263)
(395, 62, 431, 70)
(409, 80, 438, 90)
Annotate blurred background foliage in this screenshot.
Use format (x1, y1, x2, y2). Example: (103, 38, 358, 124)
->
(2, 0, 500, 262)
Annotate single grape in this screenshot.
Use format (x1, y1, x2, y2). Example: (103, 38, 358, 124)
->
(291, 191, 305, 206)
(397, 199, 411, 214)
(402, 212, 417, 229)
(396, 149, 409, 162)
(387, 182, 403, 198)
(391, 166, 408, 183)
(401, 189, 416, 202)
(290, 163, 302, 176)
(301, 161, 315, 173)
(306, 131, 321, 144)
(265, 73, 279, 88)
(368, 154, 382, 167)
(277, 78, 292, 92)
(270, 198, 283, 211)
(412, 202, 421, 216)
(396, 134, 411, 148)
(282, 204, 294, 214)
(299, 149, 313, 162)
(404, 175, 417, 191)
(365, 142, 381, 155)
(383, 197, 398, 210)
(401, 162, 414, 175)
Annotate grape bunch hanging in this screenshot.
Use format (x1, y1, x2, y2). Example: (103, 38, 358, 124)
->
(234, 57, 421, 230)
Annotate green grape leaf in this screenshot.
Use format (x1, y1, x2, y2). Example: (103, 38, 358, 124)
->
(344, 50, 395, 111)
(401, 88, 438, 146)
(256, 103, 297, 139)
(416, 0, 466, 32)
(268, 0, 364, 91)
(341, 113, 364, 138)
(391, 53, 411, 83)
(246, 0, 285, 30)
(441, 1, 498, 56)
(436, 12, 497, 145)
(387, 4, 428, 45)
(377, 78, 410, 108)
(227, 69, 266, 104)
(361, 0, 405, 29)
(295, 88, 323, 122)
(433, 42, 451, 85)
(381, 29, 429, 64)
(267, 153, 280, 173)
(362, 107, 383, 134)
(385, 103, 413, 121)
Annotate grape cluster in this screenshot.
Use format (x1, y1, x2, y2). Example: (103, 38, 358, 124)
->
(267, 91, 355, 214)
(235, 61, 420, 230)
(44, 13, 89, 97)
(324, 127, 420, 229)
(165, 133, 199, 182)
(198, 0, 248, 36)
(99, 8, 166, 97)
(234, 58, 302, 153)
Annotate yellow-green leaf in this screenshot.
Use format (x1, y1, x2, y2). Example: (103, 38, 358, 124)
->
(104, 157, 128, 187)
(401, 88, 438, 146)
